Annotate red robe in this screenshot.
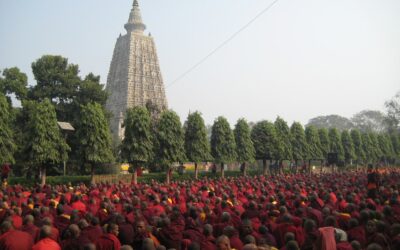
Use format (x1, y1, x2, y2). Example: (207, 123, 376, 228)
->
(96, 233, 121, 250)
(82, 225, 103, 243)
(0, 229, 34, 250)
(21, 223, 40, 242)
(32, 238, 61, 250)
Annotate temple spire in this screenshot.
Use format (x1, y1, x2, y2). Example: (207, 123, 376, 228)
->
(125, 0, 146, 34)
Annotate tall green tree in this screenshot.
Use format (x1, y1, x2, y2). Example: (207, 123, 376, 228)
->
(0, 93, 16, 164)
(361, 132, 374, 164)
(377, 134, 395, 164)
(120, 106, 153, 184)
(368, 132, 382, 163)
(305, 126, 323, 160)
(318, 128, 330, 160)
(341, 130, 355, 165)
(154, 110, 186, 183)
(251, 121, 278, 175)
(389, 133, 400, 160)
(385, 91, 400, 133)
(21, 99, 69, 185)
(350, 129, 366, 165)
(211, 116, 236, 178)
(274, 117, 292, 161)
(0, 67, 28, 103)
(234, 118, 255, 176)
(76, 102, 114, 183)
(290, 122, 309, 164)
(328, 128, 344, 161)
(184, 112, 211, 179)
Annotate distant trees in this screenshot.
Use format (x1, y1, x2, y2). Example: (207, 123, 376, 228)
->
(153, 110, 186, 184)
(76, 102, 114, 183)
(0, 93, 16, 164)
(234, 118, 255, 176)
(211, 117, 236, 178)
(120, 106, 153, 184)
(184, 112, 211, 179)
(251, 121, 278, 175)
(290, 122, 309, 165)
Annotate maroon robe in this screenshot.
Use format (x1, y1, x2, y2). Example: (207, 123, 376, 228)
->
(0, 229, 34, 250)
(96, 233, 121, 250)
(200, 235, 217, 250)
(82, 225, 103, 243)
(20, 223, 40, 242)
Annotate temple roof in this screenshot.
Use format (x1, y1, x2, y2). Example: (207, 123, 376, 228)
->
(125, 0, 146, 34)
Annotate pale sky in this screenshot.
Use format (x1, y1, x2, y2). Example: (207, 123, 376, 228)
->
(0, 0, 399, 126)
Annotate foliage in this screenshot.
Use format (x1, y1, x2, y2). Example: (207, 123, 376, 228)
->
(351, 110, 387, 133)
(251, 121, 278, 160)
(210, 116, 237, 164)
(76, 102, 114, 168)
(377, 134, 394, 161)
(390, 133, 400, 159)
(274, 117, 292, 160)
(290, 122, 309, 161)
(328, 128, 344, 161)
(305, 125, 323, 159)
(20, 99, 70, 166)
(341, 130, 355, 163)
(307, 115, 354, 131)
(318, 128, 330, 158)
(0, 67, 28, 102)
(153, 110, 186, 169)
(120, 106, 153, 166)
(350, 129, 366, 163)
(385, 91, 400, 133)
(184, 112, 212, 163)
(361, 132, 375, 164)
(233, 118, 255, 163)
(0, 93, 16, 163)
(368, 132, 382, 162)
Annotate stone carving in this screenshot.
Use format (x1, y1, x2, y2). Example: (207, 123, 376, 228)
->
(106, 0, 168, 141)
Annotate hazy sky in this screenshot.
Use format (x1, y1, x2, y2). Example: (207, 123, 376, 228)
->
(1, 0, 399, 126)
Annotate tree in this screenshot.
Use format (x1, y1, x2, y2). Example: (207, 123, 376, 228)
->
(0, 93, 16, 164)
(120, 106, 153, 184)
(290, 122, 309, 165)
(21, 99, 69, 185)
(351, 110, 387, 133)
(211, 117, 236, 178)
(0, 67, 28, 103)
(385, 91, 400, 133)
(307, 115, 354, 131)
(251, 121, 278, 175)
(305, 126, 323, 160)
(75, 73, 108, 107)
(350, 129, 366, 165)
(361, 132, 375, 164)
(328, 128, 344, 161)
(76, 102, 114, 183)
(368, 132, 382, 163)
(234, 118, 255, 176)
(318, 128, 330, 159)
(341, 130, 355, 165)
(274, 117, 292, 162)
(389, 133, 400, 160)
(154, 110, 186, 184)
(184, 112, 211, 179)
(377, 134, 394, 164)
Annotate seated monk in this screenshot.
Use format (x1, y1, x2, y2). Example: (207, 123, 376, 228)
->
(132, 220, 160, 250)
(20, 214, 40, 243)
(200, 224, 217, 250)
(216, 235, 233, 250)
(0, 220, 34, 250)
(96, 223, 121, 250)
(32, 225, 61, 250)
(61, 224, 91, 250)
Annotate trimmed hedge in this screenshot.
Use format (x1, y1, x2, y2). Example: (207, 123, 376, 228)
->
(8, 170, 262, 186)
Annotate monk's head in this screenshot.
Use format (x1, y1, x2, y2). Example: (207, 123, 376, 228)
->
(23, 214, 35, 226)
(366, 220, 377, 234)
(0, 221, 13, 234)
(136, 220, 147, 235)
(203, 224, 213, 236)
(68, 224, 81, 238)
(242, 244, 257, 250)
(216, 235, 231, 250)
(286, 240, 300, 250)
(40, 225, 53, 239)
(142, 238, 156, 250)
(106, 223, 119, 236)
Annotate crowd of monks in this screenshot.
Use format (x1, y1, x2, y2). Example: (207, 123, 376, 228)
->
(0, 168, 400, 250)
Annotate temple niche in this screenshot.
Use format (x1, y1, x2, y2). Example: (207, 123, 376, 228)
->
(105, 0, 168, 141)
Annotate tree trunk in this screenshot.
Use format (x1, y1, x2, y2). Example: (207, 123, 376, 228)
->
(242, 162, 247, 176)
(194, 162, 199, 179)
(132, 165, 138, 185)
(262, 159, 268, 175)
(90, 164, 95, 185)
(220, 163, 225, 179)
(166, 168, 171, 184)
(40, 166, 46, 187)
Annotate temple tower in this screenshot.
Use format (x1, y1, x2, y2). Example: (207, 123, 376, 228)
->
(106, 0, 168, 141)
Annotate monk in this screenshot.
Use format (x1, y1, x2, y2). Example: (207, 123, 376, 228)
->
(96, 223, 121, 250)
(20, 214, 40, 242)
(62, 224, 91, 250)
(0, 221, 34, 250)
(32, 225, 61, 250)
(216, 235, 232, 250)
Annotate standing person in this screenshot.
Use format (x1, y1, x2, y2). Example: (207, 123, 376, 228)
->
(367, 165, 379, 199)
(1, 163, 11, 185)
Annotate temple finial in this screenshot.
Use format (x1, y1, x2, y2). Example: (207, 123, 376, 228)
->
(125, 0, 146, 34)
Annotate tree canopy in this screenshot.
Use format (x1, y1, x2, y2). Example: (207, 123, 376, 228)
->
(0, 93, 16, 164)
(305, 125, 323, 159)
(234, 118, 255, 164)
(290, 122, 309, 161)
(211, 116, 237, 164)
(184, 112, 211, 163)
(274, 117, 292, 160)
